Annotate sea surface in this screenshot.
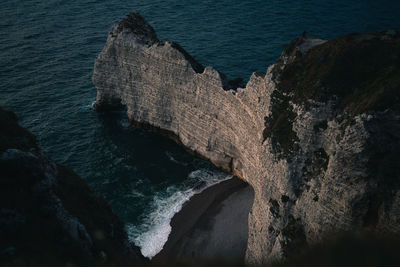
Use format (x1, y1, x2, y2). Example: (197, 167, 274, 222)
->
(1, 0, 400, 258)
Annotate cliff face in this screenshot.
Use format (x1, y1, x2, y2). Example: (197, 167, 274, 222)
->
(93, 13, 400, 265)
(0, 107, 144, 266)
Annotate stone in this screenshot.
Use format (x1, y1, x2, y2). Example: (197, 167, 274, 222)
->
(93, 12, 400, 265)
(0, 107, 145, 266)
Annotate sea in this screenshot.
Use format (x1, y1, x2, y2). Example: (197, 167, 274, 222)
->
(1, 0, 399, 259)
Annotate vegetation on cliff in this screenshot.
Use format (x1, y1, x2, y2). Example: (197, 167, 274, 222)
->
(280, 32, 400, 114)
(264, 31, 400, 157)
(93, 11, 400, 264)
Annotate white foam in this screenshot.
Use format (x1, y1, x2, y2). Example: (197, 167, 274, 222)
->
(126, 169, 232, 258)
(165, 151, 188, 166)
(90, 100, 96, 108)
(189, 169, 232, 186)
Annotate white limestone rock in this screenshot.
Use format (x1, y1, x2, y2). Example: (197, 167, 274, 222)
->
(93, 13, 400, 265)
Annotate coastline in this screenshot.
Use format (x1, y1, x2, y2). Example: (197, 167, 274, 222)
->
(152, 177, 254, 265)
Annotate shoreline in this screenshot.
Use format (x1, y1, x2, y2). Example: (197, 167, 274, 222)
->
(152, 177, 254, 265)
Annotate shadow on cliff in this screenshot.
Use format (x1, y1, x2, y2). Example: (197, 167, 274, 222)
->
(0, 107, 144, 267)
(94, 110, 215, 184)
(269, 231, 400, 267)
(146, 232, 400, 267)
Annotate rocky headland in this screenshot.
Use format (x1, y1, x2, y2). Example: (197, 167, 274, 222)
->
(0, 107, 145, 266)
(93, 12, 400, 265)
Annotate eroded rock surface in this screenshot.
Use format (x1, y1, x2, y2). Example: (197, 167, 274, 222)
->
(93, 12, 400, 265)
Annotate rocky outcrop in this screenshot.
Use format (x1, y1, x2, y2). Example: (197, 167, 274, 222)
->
(0, 107, 145, 266)
(93, 12, 400, 265)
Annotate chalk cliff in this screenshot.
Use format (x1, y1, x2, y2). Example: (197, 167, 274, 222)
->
(93, 12, 400, 265)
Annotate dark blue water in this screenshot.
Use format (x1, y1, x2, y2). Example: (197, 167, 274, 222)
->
(1, 0, 400, 257)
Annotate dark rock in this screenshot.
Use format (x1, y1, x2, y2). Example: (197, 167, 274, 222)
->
(116, 12, 158, 45)
(92, 12, 400, 265)
(0, 108, 146, 266)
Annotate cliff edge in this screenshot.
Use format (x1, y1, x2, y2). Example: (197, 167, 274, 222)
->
(93, 12, 400, 265)
(0, 107, 145, 266)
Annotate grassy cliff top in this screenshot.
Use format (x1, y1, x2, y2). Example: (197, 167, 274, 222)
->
(278, 31, 400, 115)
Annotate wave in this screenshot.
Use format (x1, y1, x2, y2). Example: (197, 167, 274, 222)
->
(126, 169, 232, 258)
(165, 151, 188, 166)
(79, 100, 97, 111)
